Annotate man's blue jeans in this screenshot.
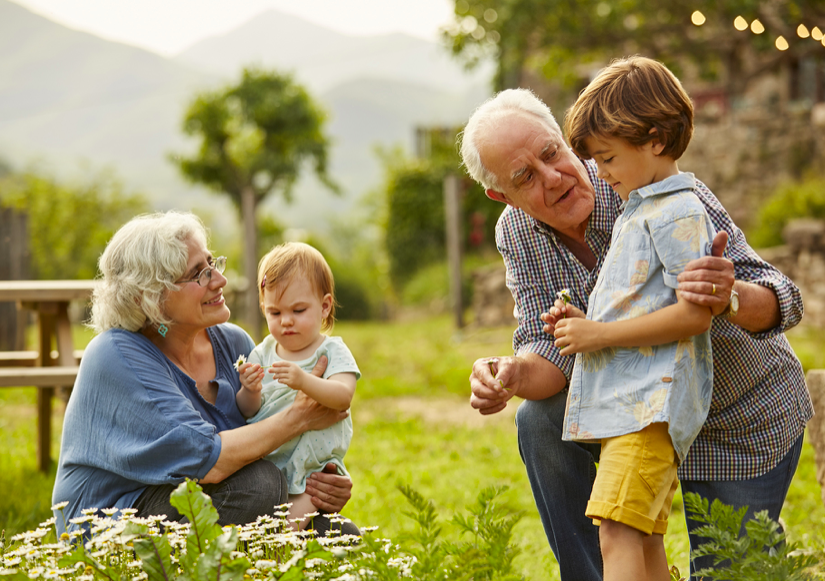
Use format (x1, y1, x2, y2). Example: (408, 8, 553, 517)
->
(515, 392, 804, 581)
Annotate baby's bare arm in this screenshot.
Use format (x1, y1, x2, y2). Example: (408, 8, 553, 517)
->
(269, 362, 356, 410)
(236, 363, 265, 418)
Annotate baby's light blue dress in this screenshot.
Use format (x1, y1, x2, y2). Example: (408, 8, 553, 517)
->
(562, 173, 715, 463)
(247, 335, 360, 494)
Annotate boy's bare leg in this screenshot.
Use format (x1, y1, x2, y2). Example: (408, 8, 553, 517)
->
(287, 493, 318, 531)
(642, 533, 670, 581)
(600, 519, 647, 581)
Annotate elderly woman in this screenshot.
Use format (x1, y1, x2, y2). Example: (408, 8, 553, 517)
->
(52, 212, 355, 534)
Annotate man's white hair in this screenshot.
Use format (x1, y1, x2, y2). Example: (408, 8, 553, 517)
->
(90, 211, 209, 333)
(459, 88, 562, 191)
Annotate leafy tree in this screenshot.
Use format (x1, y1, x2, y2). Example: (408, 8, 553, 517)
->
(444, 0, 825, 94)
(171, 68, 338, 338)
(0, 168, 147, 280)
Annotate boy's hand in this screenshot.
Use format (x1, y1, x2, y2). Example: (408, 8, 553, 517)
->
(541, 299, 586, 335)
(553, 318, 603, 355)
(269, 361, 306, 391)
(238, 362, 264, 393)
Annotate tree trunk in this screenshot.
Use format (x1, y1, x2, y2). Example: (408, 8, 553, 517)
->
(805, 370, 825, 509)
(241, 186, 261, 342)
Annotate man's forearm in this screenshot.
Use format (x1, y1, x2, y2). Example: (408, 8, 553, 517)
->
(728, 280, 781, 333)
(512, 352, 569, 400)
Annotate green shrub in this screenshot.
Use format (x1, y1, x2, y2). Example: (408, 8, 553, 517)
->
(377, 134, 501, 292)
(749, 175, 825, 248)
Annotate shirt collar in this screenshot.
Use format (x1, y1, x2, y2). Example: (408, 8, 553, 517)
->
(631, 172, 696, 200)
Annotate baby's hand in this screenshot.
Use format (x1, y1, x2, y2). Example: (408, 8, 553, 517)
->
(268, 361, 306, 391)
(238, 362, 264, 393)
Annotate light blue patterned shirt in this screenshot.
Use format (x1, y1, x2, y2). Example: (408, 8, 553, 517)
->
(560, 173, 716, 462)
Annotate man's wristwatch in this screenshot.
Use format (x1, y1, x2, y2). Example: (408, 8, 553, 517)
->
(722, 288, 740, 319)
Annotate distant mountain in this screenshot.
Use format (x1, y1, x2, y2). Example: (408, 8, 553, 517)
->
(0, 1, 491, 233)
(0, 0, 218, 207)
(174, 9, 492, 93)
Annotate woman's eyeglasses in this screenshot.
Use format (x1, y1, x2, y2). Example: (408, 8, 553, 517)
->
(176, 256, 227, 287)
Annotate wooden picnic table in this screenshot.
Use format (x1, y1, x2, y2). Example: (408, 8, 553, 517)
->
(0, 280, 97, 471)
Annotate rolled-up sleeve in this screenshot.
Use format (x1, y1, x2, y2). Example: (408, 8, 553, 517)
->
(497, 213, 575, 382)
(693, 181, 804, 336)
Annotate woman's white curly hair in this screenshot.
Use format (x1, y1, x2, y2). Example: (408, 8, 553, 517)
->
(89, 211, 208, 333)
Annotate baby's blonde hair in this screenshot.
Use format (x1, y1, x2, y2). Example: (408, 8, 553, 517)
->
(257, 242, 336, 331)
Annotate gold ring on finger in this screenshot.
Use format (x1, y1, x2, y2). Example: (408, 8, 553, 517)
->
(711, 283, 716, 295)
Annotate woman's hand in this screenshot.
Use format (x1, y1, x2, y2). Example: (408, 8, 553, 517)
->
(289, 390, 349, 432)
(305, 463, 352, 513)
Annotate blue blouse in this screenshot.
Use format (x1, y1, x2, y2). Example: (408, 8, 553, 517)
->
(562, 173, 716, 463)
(52, 323, 254, 533)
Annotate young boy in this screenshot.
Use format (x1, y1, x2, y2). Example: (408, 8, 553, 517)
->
(545, 56, 716, 581)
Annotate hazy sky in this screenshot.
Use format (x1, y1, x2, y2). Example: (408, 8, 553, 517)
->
(11, 0, 457, 56)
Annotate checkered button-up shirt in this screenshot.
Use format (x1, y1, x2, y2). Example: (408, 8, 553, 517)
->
(497, 159, 813, 480)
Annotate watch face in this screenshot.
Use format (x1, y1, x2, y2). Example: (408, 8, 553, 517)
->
(730, 292, 740, 314)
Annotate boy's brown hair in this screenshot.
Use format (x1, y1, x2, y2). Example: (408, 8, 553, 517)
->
(564, 55, 694, 161)
(257, 241, 336, 331)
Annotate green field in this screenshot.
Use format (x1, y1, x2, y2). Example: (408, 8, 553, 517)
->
(1, 316, 824, 579)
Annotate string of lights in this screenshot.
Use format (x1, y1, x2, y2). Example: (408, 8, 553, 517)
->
(690, 10, 825, 52)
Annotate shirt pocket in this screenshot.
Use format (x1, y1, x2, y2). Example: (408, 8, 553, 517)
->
(607, 223, 653, 289)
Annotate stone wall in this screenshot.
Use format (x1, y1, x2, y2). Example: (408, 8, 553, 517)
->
(681, 97, 825, 231)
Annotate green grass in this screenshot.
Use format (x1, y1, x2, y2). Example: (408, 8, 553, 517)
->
(2, 315, 824, 579)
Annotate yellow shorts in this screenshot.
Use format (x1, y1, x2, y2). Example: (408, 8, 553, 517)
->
(586, 422, 679, 535)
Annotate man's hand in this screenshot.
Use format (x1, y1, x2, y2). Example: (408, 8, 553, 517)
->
(553, 318, 604, 355)
(469, 356, 518, 415)
(305, 462, 352, 513)
(677, 231, 734, 317)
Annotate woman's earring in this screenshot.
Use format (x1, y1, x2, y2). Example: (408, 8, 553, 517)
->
(157, 324, 169, 337)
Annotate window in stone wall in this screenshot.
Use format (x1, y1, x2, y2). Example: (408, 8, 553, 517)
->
(790, 56, 825, 104)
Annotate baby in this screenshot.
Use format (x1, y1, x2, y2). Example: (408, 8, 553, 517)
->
(236, 242, 359, 530)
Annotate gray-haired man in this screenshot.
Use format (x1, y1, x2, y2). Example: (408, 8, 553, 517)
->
(462, 88, 812, 580)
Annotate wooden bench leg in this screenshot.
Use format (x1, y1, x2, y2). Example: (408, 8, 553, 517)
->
(38, 309, 55, 473)
(37, 387, 53, 473)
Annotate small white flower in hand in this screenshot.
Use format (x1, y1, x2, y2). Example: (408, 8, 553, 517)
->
(556, 289, 572, 319)
(233, 354, 246, 371)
